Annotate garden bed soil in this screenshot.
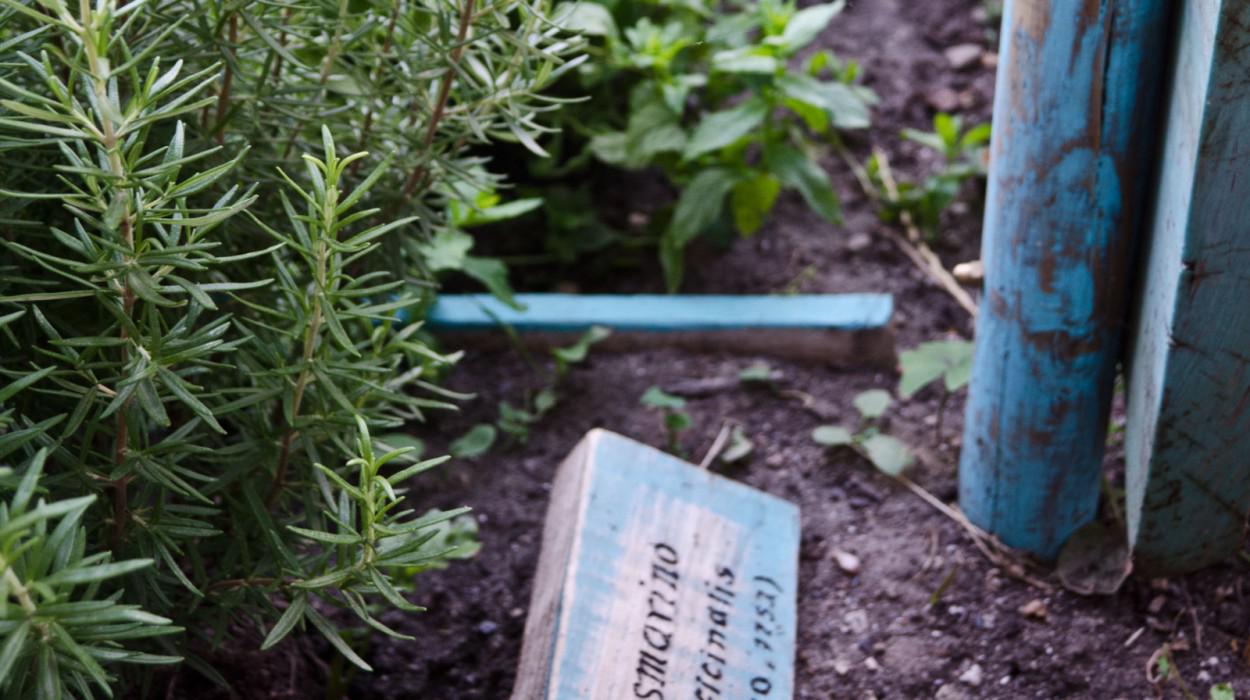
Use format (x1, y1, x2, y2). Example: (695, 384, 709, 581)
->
(162, 0, 1250, 698)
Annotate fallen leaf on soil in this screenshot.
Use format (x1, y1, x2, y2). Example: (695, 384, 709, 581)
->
(833, 548, 861, 575)
(1018, 598, 1048, 621)
(1056, 521, 1132, 595)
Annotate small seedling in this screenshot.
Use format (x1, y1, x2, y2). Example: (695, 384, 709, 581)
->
(450, 424, 499, 459)
(641, 385, 693, 453)
(721, 424, 755, 464)
(870, 113, 990, 242)
(898, 339, 974, 442)
(553, 325, 612, 379)
(739, 361, 781, 385)
(812, 389, 914, 475)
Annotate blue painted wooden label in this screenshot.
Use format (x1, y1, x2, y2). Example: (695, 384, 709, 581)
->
(512, 430, 799, 700)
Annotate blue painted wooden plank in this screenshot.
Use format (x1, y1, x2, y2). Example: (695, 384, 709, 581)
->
(512, 430, 799, 700)
(959, 0, 1171, 558)
(1124, 0, 1250, 574)
(428, 293, 892, 332)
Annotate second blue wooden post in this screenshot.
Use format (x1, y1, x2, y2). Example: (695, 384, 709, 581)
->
(959, 0, 1170, 558)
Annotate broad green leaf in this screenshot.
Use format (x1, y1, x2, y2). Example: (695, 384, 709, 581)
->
(711, 49, 779, 74)
(730, 172, 781, 236)
(898, 340, 974, 397)
(776, 74, 870, 129)
(552, 325, 611, 373)
(667, 168, 738, 248)
(764, 143, 840, 223)
(461, 255, 519, 309)
(449, 424, 496, 459)
(853, 389, 892, 419)
(417, 230, 473, 272)
(812, 425, 853, 446)
(779, 1, 845, 53)
(861, 434, 914, 476)
(589, 131, 629, 165)
(683, 98, 767, 161)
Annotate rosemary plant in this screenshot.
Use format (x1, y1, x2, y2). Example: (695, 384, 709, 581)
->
(0, 0, 578, 695)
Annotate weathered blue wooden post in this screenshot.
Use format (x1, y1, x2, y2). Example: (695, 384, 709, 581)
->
(1125, 0, 1250, 574)
(959, 0, 1170, 558)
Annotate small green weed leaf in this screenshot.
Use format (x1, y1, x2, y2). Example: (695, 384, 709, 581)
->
(860, 434, 913, 476)
(739, 362, 777, 383)
(641, 386, 686, 410)
(664, 411, 692, 434)
(589, 131, 629, 166)
(812, 425, 853, 446)
(898, 340, 974, 398)
(683, 98, 767, 161)
(553, 325, 611, 375)
(1210, 683, 1235, 700)
(450, 424, 497, 459)
(853, 389, 892, 420)
(730, 172, 781, 236)
(721, 425, 753, 464)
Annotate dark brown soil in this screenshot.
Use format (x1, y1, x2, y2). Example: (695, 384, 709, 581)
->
(165, 0, 1250, 698)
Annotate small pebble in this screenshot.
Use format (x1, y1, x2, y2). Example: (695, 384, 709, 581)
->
(1018, 598, 1049, 621)
(833, 657, 852, 676)
(833, 549, 862, 575)
(478, 620, 499, 635)
(927, 88, 960, 113)
(959, 663, 984, 687)
(847, 232, 873, 253)
(509, 607, 524, 618)
(944, 43, 983, 70)
(863, 657, 881, 672)
(845, 609, 870, 635)
(1148, 595, 1166, 614)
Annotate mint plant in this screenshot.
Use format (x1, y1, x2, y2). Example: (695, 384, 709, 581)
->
(553, 0, 875, 290)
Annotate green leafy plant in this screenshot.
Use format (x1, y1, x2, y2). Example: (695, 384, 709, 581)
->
(494, 326, 612, 445)
(811, 389, 913, 475)
(870, 113, 990, 241)
(549, 0, 874, 290)
(0, 0, 575, 694)
(640, 385, 692, 453)
(898, 339, 973, 441)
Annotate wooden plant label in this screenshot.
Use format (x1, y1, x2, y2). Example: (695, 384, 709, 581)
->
(512, 429, 800, 700)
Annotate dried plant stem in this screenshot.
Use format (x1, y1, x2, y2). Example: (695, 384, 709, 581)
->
(0, 555, 37, 614)
(402, 0, 476, 197)
(837, 145, 979, 317)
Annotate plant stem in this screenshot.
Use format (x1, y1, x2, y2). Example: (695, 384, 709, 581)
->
(212, 13, 239, 145)
(401, 0, 476, 197)
(267, 195, 332, 507)
(0, 555, 37, 615)
(81, 1, 137, 551)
